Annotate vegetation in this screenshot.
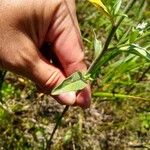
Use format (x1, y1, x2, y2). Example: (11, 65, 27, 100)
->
(0, 0, 150, 149)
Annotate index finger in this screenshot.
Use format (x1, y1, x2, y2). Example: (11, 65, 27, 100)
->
(46, 0, 91, 108)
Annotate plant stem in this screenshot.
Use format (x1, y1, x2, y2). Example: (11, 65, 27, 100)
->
(93, 92, 150, 101)
(46, 105, 69, 149)
(47, 0, 138, 148)
(88, 0, 138, 75)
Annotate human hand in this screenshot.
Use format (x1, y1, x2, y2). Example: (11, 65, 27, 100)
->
(0, 0, 91, 108)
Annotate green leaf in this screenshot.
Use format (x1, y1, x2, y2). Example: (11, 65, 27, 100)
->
(93, 31, 103, 58)
(102, 55, 139, 84)
(129, 28, 139, 43)
(89, 44, 150, 78)
(89, 50, 120, 78)
(120, 44, 150, 61)
(113, 0, 122, 15)
(51, 72, 87, 95)
(93, 92, 150, 101)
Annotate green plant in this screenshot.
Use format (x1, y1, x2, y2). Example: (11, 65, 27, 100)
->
(47, 0, 150, 148)
(0, 1, 149, 149)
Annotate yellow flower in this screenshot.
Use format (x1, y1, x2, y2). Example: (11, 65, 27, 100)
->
(88, 0, 110, 16)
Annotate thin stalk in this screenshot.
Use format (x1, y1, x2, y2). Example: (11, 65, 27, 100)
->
(46, 105, 69, 149)
(137, 0, 146, 20)
(88, 0, 138, 75)
(93, 92, 150, 101)
(46, 0, 79, 147)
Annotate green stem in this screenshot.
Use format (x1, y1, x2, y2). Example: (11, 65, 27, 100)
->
(137, 0, 146, 20)
(48, 0, 138, 148)
(88, 0, 138, 75)
(46, 105, 69, 149)
(93, 92, 150, 101)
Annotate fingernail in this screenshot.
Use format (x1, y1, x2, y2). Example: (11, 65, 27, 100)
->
(58, 92, 76, 105)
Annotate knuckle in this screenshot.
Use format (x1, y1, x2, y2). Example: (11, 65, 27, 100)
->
(44, 69, 62, 90)
(64, 52, 87, 74)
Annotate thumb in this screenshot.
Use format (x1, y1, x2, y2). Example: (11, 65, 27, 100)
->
(31, 56, 76, 105)
(5, 36, 76, 106)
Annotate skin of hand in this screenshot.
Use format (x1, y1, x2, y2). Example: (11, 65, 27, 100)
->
(0, 0, 91, 108)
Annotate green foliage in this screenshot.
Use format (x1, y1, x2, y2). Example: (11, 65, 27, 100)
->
(139, 113, 150, 130)
(1, 83, 15, 98)
(0, 0, 150, 149)
(52, 0, 150, 95)
(93, 30, 103, 58)
(1, 82, 21, 100)
(49, 1, 150, 147)
(119, 44, 150, 61)
(0, 106, 12, 126)
(102, 0, 123, 15)
(53, 44, 150, 94)
(63, 129, 73, 144)
(51, 72, 88, 95)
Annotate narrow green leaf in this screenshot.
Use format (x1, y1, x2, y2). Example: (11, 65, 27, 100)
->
(89, 44, 150, 78)
(93, 92, 150, 101)
(93, 31, 103, 58)
(113, 0, 122, 15)
(89, 50, 120, 78)
(120, 44, 150, 61)
(51, 72, 87, 95)
(102, 55, 139, 84)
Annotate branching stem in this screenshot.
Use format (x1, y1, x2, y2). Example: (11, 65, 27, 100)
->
(88, 0, 138, 75)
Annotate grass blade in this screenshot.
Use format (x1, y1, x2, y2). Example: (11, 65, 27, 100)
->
(93, 92, 150, 101)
